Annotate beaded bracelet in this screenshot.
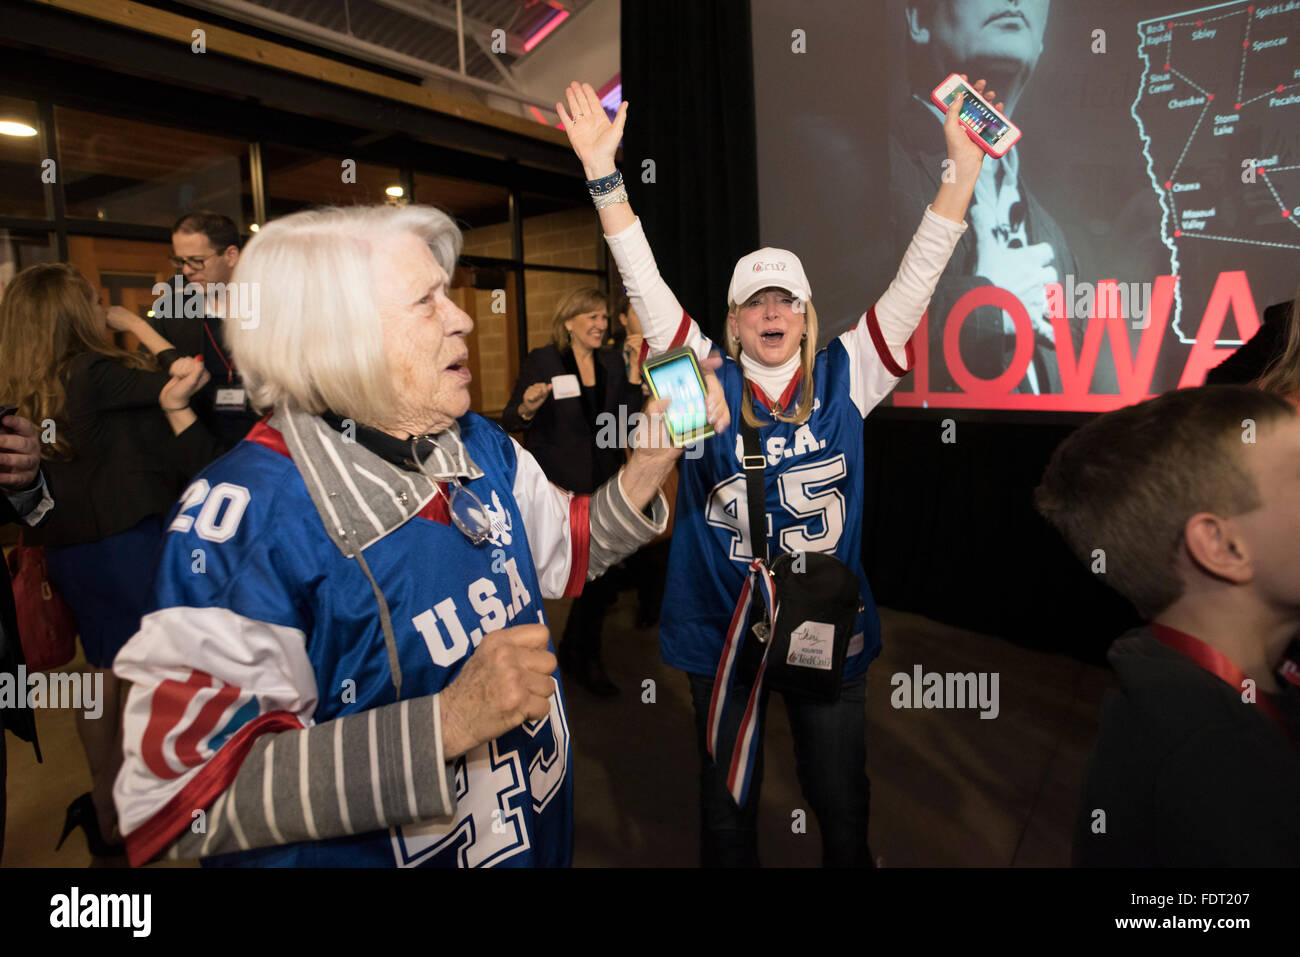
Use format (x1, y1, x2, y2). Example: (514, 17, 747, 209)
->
(593, 184, 629, 209)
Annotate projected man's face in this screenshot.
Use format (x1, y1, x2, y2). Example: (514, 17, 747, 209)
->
(916, 0, 1049, 70)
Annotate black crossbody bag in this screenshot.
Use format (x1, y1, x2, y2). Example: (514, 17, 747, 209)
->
(733, 417, 862, 702)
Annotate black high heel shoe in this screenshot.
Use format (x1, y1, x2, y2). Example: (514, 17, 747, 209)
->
(56, 792, 126, 858)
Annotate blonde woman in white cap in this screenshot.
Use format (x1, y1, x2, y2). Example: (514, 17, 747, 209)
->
(560, 78, 996, 866)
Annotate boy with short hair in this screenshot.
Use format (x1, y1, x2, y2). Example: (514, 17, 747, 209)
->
(1036, 385, 1300, 866)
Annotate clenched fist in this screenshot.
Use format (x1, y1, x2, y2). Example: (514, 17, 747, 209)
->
(438, 624, 556, 760)
(160, 355, 211, 411)
(519, 381, 552, 418)
(0, 413, 42, 490)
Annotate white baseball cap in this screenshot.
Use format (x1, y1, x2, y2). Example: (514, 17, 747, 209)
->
(728, 247, 811, 307)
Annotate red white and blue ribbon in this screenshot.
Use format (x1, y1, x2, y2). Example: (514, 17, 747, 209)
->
(706, 559, 779, 806)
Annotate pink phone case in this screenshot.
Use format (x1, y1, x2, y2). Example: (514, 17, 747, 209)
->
(930, 73, 1021, 159)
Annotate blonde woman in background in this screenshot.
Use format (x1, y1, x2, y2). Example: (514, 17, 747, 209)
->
(502, 288, 645, 695)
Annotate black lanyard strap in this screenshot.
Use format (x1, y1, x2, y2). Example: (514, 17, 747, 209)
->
(740, 416, 767, 564)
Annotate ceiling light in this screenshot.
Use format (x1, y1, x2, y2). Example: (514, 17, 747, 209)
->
(0, 120, 38, 137)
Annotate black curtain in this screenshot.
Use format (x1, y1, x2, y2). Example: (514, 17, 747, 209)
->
(620, 0, 759, 340)
(861, 413, 1141, 664)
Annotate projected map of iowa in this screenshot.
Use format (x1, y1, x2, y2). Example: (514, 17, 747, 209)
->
(1134, 1, 1300, 344)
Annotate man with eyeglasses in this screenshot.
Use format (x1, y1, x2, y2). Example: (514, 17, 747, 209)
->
(151, 212, 261, 455)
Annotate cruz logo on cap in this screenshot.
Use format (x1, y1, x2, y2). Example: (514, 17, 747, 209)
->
(730, 247, 811, 306)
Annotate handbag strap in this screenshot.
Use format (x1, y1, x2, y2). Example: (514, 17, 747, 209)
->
(740, 416, 767, 563)
(704, 413, 779, 808)
(706, 557, 777, 808)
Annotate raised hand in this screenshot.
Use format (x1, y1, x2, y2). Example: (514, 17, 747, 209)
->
(557, 81, 626, 180)
(105, 304, 141, 333)
(942, 76, 1002, 176)
(931, 76, 1000, 224)
(619, 394, 684, 512)
(520, 381, 552, 417)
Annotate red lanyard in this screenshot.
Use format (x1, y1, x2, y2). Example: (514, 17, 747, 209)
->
(203, 320, 234, 383)
(1149, 623, 1298, 748)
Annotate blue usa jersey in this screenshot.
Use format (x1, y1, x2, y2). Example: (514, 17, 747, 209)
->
(114, 412, 588, 867)
(662, 340, 888, 678)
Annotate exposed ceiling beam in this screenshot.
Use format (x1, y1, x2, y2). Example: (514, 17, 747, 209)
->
(455, 0, 465, 74)
(370, 0, 528, 56)
(184, 0, 553, 111)
(368, 0, 501, 43)
(471, 33, 523, 91)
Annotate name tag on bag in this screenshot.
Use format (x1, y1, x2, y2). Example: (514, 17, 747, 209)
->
(785, 621, 836, 671)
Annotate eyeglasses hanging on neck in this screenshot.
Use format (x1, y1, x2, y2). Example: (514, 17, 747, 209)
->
(410, 437, 492, 546)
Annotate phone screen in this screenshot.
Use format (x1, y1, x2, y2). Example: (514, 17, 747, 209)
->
(644, 354, 711, 443)
(940, 80, 1010, 148)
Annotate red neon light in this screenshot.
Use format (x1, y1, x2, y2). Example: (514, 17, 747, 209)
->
(524, 9, 569, 51)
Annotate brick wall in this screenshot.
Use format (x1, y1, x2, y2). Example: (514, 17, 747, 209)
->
(460, 206, 605, 414)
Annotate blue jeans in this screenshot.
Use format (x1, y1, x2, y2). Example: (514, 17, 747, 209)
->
(686, 671, 873, 867)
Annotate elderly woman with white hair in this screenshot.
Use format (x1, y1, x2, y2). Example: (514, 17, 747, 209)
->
(110, 203, 727, 868)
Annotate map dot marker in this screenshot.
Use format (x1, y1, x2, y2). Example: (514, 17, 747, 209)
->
(1164, 62, 1171, 71)
(1207, 93, 1214, 101)
(1165, 180, 1172, 189)
(1243, 40, 1250, 48)
(1285, 210, 1293, 218)
(1197, 19, 1204, 26)
(1175, 229, 1183, 237)
(1235, 102, 1243, 109)
(1279, 85, 1286, 93)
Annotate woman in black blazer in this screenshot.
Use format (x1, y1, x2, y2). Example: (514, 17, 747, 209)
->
(502, 288, 642, 695)
(0, 263, 214, 859)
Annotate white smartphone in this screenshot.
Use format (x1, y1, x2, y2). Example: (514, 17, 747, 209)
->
(931, 72, 1022, 159)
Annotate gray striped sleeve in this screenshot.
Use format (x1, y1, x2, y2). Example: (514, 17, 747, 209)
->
(164, 695, 457, 861)
(586, 471, 668, 580)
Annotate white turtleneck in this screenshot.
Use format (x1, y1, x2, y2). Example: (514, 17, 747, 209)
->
(739, 350, 801, 404)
